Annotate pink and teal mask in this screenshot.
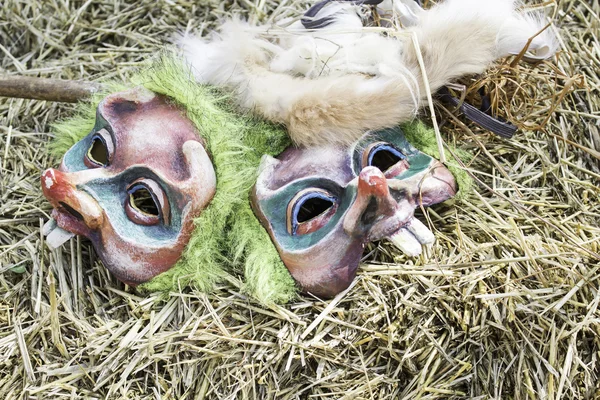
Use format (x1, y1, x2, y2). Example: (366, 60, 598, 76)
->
(41, 88, 216, 285)
(251, 127, 457, 298)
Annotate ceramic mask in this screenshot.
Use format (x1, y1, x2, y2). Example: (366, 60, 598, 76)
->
(251, 127, 457, 298)
(41, 87, 216, 285)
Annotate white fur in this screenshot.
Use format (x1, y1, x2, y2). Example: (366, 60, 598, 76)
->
(497, 10, 558, 60)
(178, 0, 558, 146)
(377, 0, 424, 27)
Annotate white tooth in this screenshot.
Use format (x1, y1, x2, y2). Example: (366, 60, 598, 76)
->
(42, 218, 57, 236)
(387, 228, 422, 257)
(407, 218, 436, 245)
(46, 227, 75, 250)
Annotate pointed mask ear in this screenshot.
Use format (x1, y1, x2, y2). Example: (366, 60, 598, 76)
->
(254, 154, 281, 196)
(182, 140, 217, 206)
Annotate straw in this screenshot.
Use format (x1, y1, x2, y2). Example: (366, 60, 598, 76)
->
(1, 0, 598, 398)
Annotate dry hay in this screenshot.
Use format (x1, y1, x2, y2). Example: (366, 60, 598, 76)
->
(0, 0, 599, 399)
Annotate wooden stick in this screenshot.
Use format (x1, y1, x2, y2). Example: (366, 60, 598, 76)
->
(0, 76, 103, 103)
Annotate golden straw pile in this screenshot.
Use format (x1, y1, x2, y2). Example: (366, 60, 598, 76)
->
(0, 0, 598, 398)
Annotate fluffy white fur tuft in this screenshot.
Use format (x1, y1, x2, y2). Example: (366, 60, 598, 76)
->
(178, 0, 558, 146)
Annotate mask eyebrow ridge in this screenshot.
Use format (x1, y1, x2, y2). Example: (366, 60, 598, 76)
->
(94, 107, 117, 145)
(264, 177, 345, 199)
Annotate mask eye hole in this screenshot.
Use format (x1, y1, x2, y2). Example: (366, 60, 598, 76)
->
(125, 179, 170, 226)
(129, 186, 159, 216)
(363, 142, 406, 173)
(297, 196, 333, 223)
(288, 189, 337, 236)
(85, 129, 114, 168)
(88, 137, 109, 166)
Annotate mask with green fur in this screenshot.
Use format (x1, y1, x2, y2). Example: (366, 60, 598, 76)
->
(43, 55, 471, 303)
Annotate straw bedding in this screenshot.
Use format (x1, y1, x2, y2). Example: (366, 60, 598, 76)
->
(0, 0, 598, 398)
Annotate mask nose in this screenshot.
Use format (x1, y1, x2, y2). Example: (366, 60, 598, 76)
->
(41, 168, 104, 230)
(343, 166, 398, 236)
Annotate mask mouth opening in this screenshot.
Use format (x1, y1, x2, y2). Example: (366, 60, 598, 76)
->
(59, 201, 84, 221)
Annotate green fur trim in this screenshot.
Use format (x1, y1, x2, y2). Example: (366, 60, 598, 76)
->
(226, 122, 298, 304)
(230, 203, 298, 304)
(401, 121, 473, 201)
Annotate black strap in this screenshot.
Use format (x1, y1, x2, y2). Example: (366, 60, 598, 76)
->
(437, 87, 517, 139)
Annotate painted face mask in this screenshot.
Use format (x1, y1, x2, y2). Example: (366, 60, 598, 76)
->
(41, 87, 216, 285)
(251, 127, 457, 298)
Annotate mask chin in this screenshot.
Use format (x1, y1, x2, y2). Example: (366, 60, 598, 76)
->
(92, 219, 193, 285)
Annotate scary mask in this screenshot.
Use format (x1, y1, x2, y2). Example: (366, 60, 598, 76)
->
(41, 87, 216, 285)
(251, 127, 457, 298)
